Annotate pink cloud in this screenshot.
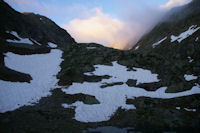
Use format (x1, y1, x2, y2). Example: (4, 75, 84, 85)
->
(63, 8, 135, 49)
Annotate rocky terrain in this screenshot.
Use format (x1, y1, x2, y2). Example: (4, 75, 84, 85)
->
(0, 0, 200, 132)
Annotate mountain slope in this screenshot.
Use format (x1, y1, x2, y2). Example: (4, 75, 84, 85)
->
(0, 0, 76, 82)
(0, 0, 75, 49)
(132, 0, 200, 53)
(116, 0, 200, 95)
(123, 0, 200, 94)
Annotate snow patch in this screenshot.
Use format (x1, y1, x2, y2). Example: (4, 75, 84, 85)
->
(32, 39, 42, 45)
(6, 31, 34, 45)
(184, 108, 196, 112)
(152, 37, 167, 48)
(135, 46, 139, 50)
(176, 107, 181, 110)
(48, 42, 57, 48)
(184, 74, 198, 81)
(62, 62, 200, 122)
(84, 61, 159, 85)
(187, 56, 193, 63)
(0, 49, 63, 113)
(171, 25, 200, 43)
(195, 37, 199, 42)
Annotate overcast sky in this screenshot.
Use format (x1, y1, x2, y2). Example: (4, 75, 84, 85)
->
(5, 0, 192, 49)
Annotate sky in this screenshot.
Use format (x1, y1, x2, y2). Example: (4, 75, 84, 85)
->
(5, 0, 192, 49)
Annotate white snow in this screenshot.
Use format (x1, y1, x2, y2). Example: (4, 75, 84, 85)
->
(187, 56, 193, 63)
(62, 103, 76, 109)
(85, 61, 159, 85)
(0, 49, 63, 113)
(32, 39, 42, 46)
(48, 42, 57, 48)
(135, 46, 139, 50)
(62, 62, 200, 122)
(176, 107, 196, 112)
(184, 74, 198, 81)
(152, 37, 167, 48)
(184, 108, 196, 112)
(195, 37, 199, 42)
(86, 47, 96, 50)
(6, 31, 34, 45)
(171, 25, 200, 43)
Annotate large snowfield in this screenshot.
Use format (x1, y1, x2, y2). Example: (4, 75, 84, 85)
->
(62, 62, 200, 122)
(0, 49, 63, 113)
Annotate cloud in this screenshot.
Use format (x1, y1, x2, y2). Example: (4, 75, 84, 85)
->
(65, 0, 192, 49)
(117, 1, 165, 49)
(64, 4, 165, 50)
(160, 0, 192, 10)
(64, 8, 134, 49)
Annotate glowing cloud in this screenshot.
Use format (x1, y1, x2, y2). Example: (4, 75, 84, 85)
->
(64, 8, 134, 49)
(64, 5, 165, 50)
(160, 0, 192, 10)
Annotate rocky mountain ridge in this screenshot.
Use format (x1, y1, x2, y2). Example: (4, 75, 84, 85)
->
(0, 0, 75, 49)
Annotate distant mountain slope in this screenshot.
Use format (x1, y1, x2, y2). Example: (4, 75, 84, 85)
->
(132, 0, 200, 53)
